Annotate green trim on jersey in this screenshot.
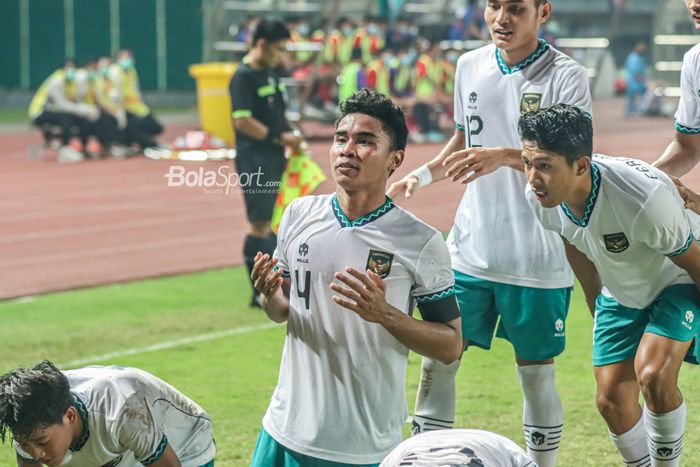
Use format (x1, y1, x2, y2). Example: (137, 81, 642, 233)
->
(331, 194, 396, 228)
(143, 434, 169, 466)
(414, 286, 455, 303)
(666, 232, 695, 257)
(495, 39, 549, 75)
(232, 109, 252, 119)
(455, 122, 465, 131)
(71, 394, 91, 451)
(675, 122, 700, 134)
(560, 163, 600, 227)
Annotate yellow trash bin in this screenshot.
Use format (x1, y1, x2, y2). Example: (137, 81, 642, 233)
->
(188, 62, 238, 146)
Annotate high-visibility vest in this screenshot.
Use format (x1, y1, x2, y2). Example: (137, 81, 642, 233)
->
(324, 31, 354, 65)
(440, 59, 456, 95)
(360, 31, 385, 64)
(28, 69, 78, 119)
(414, 53, 439, 99)
(116, 65, 150, 116)
(392, 65, 412, 97)
(338, 62, 363, 103)
(366, 59, 390, 97)
(290, 31, 314, 63)
(95, 74, 122, 115)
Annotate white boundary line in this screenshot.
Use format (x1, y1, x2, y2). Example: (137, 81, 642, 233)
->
(60, 322, 279, 369)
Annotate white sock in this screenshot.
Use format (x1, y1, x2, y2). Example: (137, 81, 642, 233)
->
(412, 357, 460, 434)
(609, 416, 650, 466)
(645, 402, 686, 466)
(517, 363, 563, 467)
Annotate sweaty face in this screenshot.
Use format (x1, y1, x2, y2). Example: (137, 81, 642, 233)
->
(330, 113, 401, 193)
(16, 420, 74, 467)
(686, 0, 700, 29)
(521, 140, 577, 208)
(485, 0, 547, 56)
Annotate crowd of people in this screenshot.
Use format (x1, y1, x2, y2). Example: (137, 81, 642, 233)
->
(29, 49, 163, 162)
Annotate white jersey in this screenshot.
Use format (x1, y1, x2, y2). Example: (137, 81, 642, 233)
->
(266, 193, 459, 464)
(16, 366, 216, 467)
(526, 155, 695, 309)
(675, 43, 700, 134)
(449, 41, 592, 288)
(380, 429, 535, 467)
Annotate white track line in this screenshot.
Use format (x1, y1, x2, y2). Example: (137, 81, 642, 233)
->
(59, 322, 279, 369)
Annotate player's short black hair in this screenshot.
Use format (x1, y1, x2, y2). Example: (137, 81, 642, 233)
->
(251, 19, 291, 46)
(518, 104, 593, 166)
(338, 88, 408, 152)
(0, 361, 74, 443)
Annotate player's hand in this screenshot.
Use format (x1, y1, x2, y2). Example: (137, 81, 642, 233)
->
(331, 268, 393, 324)
(387, 174, 420, 199)
(672, 176, 700, 214)
(281, 132, 304, 151)
(251, 252, 284, 298)
(443, 146, 506, 184)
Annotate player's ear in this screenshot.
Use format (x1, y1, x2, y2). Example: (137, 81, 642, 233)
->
(388, 149, 404, 175)
(64, 406, 78, 425)
(539, 1, 552, 23)
(575, 156, 589, 176)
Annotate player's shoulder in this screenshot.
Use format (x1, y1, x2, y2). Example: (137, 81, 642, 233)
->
(390, 204, 443, 246)
(594, 154, 672, 205)
(457, 43, 496, 68)
(288, 193, 332, 214)
(67, 366, 157, 399)
(546, 45, 587, 75)
(684, 43, 700, 62)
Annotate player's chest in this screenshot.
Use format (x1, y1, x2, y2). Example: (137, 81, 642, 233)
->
(461, 74, 557, 118)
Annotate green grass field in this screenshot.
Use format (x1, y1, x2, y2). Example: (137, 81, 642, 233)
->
(1, 267, 699, 466)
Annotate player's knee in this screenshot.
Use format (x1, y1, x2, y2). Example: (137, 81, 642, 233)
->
(636, 364, 674, 404)
(595, 390, 628, 420)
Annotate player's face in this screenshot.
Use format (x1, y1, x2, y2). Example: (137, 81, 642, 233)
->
(485, 0, 549, 54)
(331, 113, 403, 193)
(521, 140, 577, 208)
(685, 0, 700, 29)
(262, 39, 289, 68)
(15, 409, 76, 467)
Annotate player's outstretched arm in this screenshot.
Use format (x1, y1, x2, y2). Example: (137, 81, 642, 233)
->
(653, 131, 700, 177)
(669, 242, 700, 293)
(252, 252, 290, 323)
(387, 129, 465, 199)
(330, 268, 462, 364)
(563, 239, 601, 316)
(443, 146, 525, 185)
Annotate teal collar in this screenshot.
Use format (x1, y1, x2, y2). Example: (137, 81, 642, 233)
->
(560, 163, 601, 227)
(332, 194, 395, 228)
(495, 39, 549, 75)
(70, 394, 90, 452)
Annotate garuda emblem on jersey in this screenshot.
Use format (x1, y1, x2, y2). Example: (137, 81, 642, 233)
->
(102, 455, 123, 467)
(603, 232, 629, 253)
(520, 93, 542, 114)
(366, 249, 394, 279)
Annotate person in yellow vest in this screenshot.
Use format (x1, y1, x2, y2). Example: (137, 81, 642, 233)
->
(390, 47, 415, 107)
(359, 16, 386, 64)
(337, 48, 366, 104)
(29, 59, 100, 162)
(365, 49, 391, 98)
(412, 41, 445, 143)
(110, 49, 163, 150)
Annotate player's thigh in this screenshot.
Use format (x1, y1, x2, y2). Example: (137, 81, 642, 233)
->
(592, 295, 648, 367)
(494, 284, 571, 361)
(453, 270, 498, 350)
(645, 284, 700, 351)
(250, 427, 379, 467)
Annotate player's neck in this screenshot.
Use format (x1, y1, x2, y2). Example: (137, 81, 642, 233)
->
(335, 188, 388, 221)
(70, 415, 84, 447)
(498, 37, 541, 68)
(248, 50, 267, 70)
(566, 170, 593, 219)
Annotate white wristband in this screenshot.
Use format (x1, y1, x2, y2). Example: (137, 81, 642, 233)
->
(410, 165, 433, 188)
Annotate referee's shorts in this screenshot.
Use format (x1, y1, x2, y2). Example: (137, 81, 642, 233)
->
(235, 148, 286, 222)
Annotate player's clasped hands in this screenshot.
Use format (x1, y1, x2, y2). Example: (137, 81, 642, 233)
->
(331, 268, 392, 323)
(251, 252, 284, 297)
(444, 146, 505, 184)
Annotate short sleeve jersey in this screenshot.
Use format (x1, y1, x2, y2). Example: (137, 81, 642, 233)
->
(16, 366, 216, 467)
(675, 43, 700, 134)
(229, 63, 290, 153)
(449, 40, 592, 288)
(526, 155, 695, 309)
(265, 194, 460, 464)
(379, 429, 535, 467)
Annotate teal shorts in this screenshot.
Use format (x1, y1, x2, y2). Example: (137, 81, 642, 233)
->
(250, 428, 380, 467)
(454, 270, 571, 360)
(199, 461, 215, 467)
(593, 284, 700, 367)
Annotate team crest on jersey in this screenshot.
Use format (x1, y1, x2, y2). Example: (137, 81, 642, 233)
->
(603, 233, 629, 253)
(102, 456, 123, 467)
(366, 249, 394, 279)
(520, 93, 542, 114)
